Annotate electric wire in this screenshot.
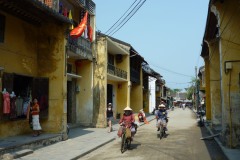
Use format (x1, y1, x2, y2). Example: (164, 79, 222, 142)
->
(109, 0, 147, 36)
(150, 63, 193, 78)
(105, 0, 138, 34)
(107, 0, 143, 35)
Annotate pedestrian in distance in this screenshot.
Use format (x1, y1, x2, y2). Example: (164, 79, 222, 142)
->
(27, 98, 42, 137)
(106, 103, 115, 133)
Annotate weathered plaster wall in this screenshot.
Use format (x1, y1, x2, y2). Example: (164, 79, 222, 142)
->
(130, 83, 143, 112)
(76, 60, 93, 126)
(215, 0, 240, 148)
(117, 82, 128, 117)
(0, 12, 67, 137)
(93, 37, 107, 128)
(204, 58, 212, 121)
(209, 42, 222, 130)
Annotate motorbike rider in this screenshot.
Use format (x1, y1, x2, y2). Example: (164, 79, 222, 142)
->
(119, 106, 136, 140)
(156, 104, 168, 131)
(138, 109, 144, 122)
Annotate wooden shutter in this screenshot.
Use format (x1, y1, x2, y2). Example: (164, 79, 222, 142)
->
(32, 77, 49, 119)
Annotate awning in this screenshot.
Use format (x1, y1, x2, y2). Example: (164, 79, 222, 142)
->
(107, 37, 129, 55)
(67, 73, 82, 79)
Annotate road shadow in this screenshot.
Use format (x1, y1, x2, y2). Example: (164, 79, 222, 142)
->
(128, 142, 141, 150)
(68, 127, 93, 139)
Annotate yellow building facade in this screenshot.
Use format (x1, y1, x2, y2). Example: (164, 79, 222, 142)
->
(0, 0, 96, 139)
(65, 0, 96, 127)
(94, 35, 130, 127)
(0, 1, 71, 138)
(202, 0, 240, 148)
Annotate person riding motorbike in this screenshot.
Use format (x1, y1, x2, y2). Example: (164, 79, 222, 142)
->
(119, 106, 136, 140)
(156, 104, 168, 131)
(138, 109, 144, 122)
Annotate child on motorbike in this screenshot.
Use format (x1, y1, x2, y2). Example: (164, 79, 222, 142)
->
(156, 104, 168, 131)
(119, 106, 136, 140)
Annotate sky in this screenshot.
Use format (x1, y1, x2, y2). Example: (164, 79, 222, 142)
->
(93, 0, 209, 91)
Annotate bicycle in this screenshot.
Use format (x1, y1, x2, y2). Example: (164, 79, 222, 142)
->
(120, 123, 132, 153)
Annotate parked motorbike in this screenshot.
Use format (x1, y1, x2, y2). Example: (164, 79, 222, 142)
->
(197, 109, 205, 127)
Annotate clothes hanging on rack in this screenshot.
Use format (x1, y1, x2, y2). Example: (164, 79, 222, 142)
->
(3, 92, 10, 114)
(16, 97, 23, 116)
(10, 96, 17, 119)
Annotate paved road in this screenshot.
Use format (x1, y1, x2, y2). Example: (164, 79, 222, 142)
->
(80, 108, 228, 160)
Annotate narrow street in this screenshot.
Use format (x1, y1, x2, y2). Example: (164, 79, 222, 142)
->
(80, 108, 227, 160)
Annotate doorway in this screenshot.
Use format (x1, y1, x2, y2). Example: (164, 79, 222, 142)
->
(107, 84, 113, 105)
(67, 81, 76, 123)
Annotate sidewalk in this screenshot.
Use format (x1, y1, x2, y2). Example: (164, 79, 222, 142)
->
(1, 114, 155, 160)
(191, 108, 240, 160)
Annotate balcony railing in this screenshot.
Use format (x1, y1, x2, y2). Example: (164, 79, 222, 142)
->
(74, 0, 96, 15)
(108, 64, 127, 80)
(67, 35, 92, 59)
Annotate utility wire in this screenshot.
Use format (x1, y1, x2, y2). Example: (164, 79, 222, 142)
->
(107, 0, 142, 35)
(150, 63, 193, 78)
(105, 0, 138, 34)
(109, 0, 146, 36)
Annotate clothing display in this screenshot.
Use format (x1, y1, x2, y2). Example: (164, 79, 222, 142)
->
(23, 100, 30, 116)
(10, 96, 17, 119)
(16, 97, 23, 116)
(3, 92, 10, 114)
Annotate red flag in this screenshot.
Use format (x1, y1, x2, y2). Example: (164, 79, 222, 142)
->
(87, 25, 93, 42)
(70, 11, 88, 38)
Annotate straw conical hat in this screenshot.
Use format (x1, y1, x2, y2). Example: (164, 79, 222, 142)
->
(158, 104, 166, 108)
(124, 106, 132, 111)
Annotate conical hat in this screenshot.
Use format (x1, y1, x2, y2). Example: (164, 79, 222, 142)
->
(124, 106, 132, 111)
(158, 104, 166, 108)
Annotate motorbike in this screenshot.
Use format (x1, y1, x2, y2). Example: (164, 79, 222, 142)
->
(158, 118, 167, 139)
(197, 109, 205, 127)
(138, 113, 144, 122)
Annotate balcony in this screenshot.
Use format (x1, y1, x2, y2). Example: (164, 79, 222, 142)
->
(0, 0, 72, 25)
(67, 35, 92, 60)
(108, 64, 127, 80)
(71, 0, 96, 15)
(130, 68, 140, 84)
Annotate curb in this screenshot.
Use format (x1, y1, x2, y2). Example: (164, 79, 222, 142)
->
(71, 138, 116, 160)
(204, 125, 231, 160)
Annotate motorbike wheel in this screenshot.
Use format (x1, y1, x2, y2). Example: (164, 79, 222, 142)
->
(159, 126, 164, 139)
(126, 138, 131, 149)
(121, 134, 126, 153)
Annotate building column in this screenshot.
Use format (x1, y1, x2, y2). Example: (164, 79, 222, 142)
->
(205, 57, 211, 121)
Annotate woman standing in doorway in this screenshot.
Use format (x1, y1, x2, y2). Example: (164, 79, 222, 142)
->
(27, 98, 42, 137)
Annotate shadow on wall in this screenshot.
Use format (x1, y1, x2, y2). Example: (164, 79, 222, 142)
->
(92, 82, 101, 127)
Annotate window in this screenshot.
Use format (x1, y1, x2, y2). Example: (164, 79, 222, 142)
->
(0, 14, 5, 43)
(1, 73, 49, 121)
(108, 54, 114, 65)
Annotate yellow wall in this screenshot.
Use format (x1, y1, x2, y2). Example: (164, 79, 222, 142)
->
(143, 90, 149, 113)
(93, 37, 107, 127)
(215, 0, 240, 147)
(76, 60, 93, 126)
(0, 12, 67, 138)
(130, 68, 143, 113)
(204, 58, 211, 121)
(116, 82, 128, 116)
(208, 41, 222, 128)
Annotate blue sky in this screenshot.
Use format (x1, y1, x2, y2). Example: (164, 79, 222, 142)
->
(93, 0, 209, 90)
